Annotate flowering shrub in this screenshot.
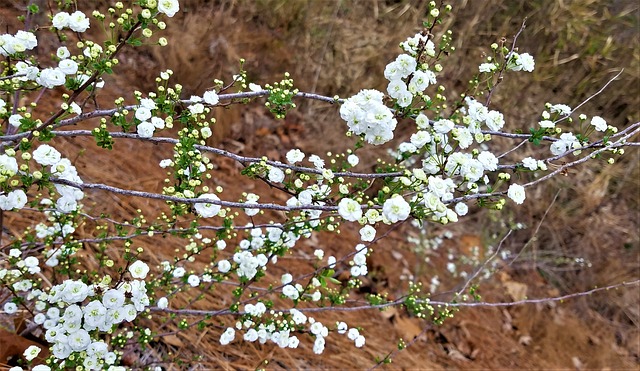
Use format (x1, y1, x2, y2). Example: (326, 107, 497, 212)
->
(0, 1, 637, 370)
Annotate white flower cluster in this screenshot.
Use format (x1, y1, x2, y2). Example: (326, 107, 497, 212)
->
(549, 103, 571, 116)
(33, 144, 85, 213)
(521, 157, 548, 171)
(8, 249, 41, 274)
(1, 263, 152, 369)
(399, 32, 436, 57)
(388, 88, 532, 217)
(0, 30, 37, 57)
(309, 320, 329, 354)
(136, 98, 167, 138)
(537, 105, 611, 157)
(267, 165, 285, 183)
(479, 62, 498, 73)
(12, 62, 39, 84)
(233, 250, 269, 279)
(282, 283, 302, 300)
(37, 265, 149, 368)
(285, 183, 330, 229)
(340, 89, 397, 145)
(590, 116, 608, 132)
(538, 103, 572, 128)
(43, 243, 75, 268)
(286, 148, 305, 164)
(425, 181, 463, 222)
(223, 320, 301, 349)
(2, 15, 98, 89)
(0, 1, 626, 367)
(204, 224, 304, 283)
(344, 326, 366, 348)
(384, 53, 436, 107)
(350, 244, 368, 277)
(359, 224, 376, 242)
(242, 193, 260, 216)
(52, 11, 91, 32)
(382, 194, 411, 223)
(187, 95, 205, 116)
(221, 307, 366, 355)
(0, 188, 27, 210)
(550, 132, 582, 156)
(507, 52, 535, 72)
(1, 144, 82, 213)
(177, 89, 219, 124)
(9, 365, 50, 371)
(464, 96, 505, 132)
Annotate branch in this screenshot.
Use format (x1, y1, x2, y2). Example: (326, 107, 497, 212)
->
(452, 230, 512, 300)
(485, 18, 527, 107)
(35, 130, 404, 179)
(9, 20, 144, 148)
(448, 123, 640, 204)
(0, 73, 26, 81)
(51, 177, 346, 212)
(148, 279, 640, 316)
(554, 69, 625, 127)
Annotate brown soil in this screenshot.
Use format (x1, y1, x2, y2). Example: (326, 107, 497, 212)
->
(1, 1, 639, 370)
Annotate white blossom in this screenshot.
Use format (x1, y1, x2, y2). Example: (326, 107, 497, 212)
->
(338, 198, 362, 222)
(158, 0, 180, 17)
(591, 116, 607, 132)
(68, 11, 90, 32)
(52, 12, 70, 30)
(194, 193, 221, 217)
(522, 157, 538, 170)
(359, 225, 376, 242)
(286, 149, 305, 164)
(507, 184, 526, 205)
(157, 297, 168, 309)
(129, 260, 150, 279)
(217, 259, 231, 273)
(203, 90, 219, 105)
(347, 154, 359, 166)
(36, 68, 66, 88)
(382, 195, 411, 223)
(268, 166, 285, 183)
(137, 121, 155, 138)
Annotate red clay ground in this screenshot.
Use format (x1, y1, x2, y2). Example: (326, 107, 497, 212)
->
(1, 1, 639, 369)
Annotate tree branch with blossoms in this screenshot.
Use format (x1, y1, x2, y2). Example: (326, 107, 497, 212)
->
(0, 1, 637, 370)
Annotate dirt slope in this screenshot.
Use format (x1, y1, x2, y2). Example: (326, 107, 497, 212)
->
(1, 1, 638, 369)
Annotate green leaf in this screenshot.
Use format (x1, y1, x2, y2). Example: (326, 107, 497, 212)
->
(528, 127, 544, 146)
(127, 38, 143, 47)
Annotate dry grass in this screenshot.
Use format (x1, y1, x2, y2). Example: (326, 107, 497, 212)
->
(1, 0, 639, 369)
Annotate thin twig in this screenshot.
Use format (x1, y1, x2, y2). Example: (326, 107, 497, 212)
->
(453, 229, 512, 300)
(485, 18, 527, 107)
(148, 279, 640, 316)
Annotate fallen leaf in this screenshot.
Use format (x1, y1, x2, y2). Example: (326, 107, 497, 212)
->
(519, 334, 533, 346)
(447, 347, 470, 362)
(503, 280, 528, 302)
(571, 356, 584, 370)
(379, 306, 397, 321)
(162, 334, 185, 347)
(0, 329, 50, 365)
(394, 315, 423, 340)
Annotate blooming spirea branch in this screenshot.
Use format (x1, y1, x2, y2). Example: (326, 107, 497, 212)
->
(0, 1, 636, 369)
